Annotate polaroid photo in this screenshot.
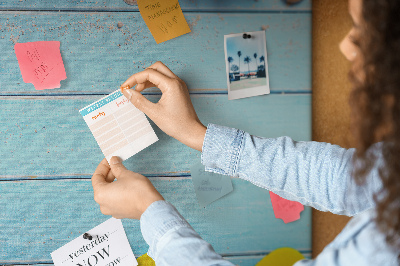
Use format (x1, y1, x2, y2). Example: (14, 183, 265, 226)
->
(224, 30, 270, 100)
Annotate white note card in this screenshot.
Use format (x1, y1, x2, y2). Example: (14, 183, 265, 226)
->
(51, 218, 138, 266)
(79, 90, 158, 162)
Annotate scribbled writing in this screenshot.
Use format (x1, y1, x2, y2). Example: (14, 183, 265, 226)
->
(26, 48, 51, 82)
(92, 112, 105, 120)
(147, 2, 180, 20)
(116, 98, 129, 108)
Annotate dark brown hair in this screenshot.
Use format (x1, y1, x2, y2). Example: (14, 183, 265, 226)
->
(350, 0, 400, 251)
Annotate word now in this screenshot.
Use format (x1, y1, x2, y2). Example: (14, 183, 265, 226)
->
(76, 245, 113, 266)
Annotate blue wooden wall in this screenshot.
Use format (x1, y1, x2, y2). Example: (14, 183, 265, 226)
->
(0, 1, 312, 265)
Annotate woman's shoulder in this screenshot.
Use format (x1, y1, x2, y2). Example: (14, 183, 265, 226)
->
(322, 209, 399, 265)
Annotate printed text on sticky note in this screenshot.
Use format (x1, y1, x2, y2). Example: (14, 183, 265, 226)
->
(191, 162, 233, 208)
(136, 0, 191, 44)
(51, 218, 138, 266)
(269, 191, 304, 224)
(79, 90, 158, 162)
(14, 41, 67, 90)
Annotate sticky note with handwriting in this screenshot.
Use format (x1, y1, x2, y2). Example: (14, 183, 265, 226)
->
(269, 191, 304, 224)
(137, 0, 191, 44)
(191, 162, 233, 208)
(14, 41, 67, 90)
(51, 218, 138, 266)
(79, 90, 158, 162)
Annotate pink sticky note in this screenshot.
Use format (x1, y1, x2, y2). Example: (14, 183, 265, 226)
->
(14, 41, 67, 90)
(269, 191, 304, 224)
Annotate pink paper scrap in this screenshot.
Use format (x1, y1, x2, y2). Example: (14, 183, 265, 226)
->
(14, 41, 67, 90)
(269, 191, 304, 224)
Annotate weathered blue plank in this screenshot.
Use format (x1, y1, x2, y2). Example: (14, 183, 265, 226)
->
(0, 0, 311, 12)
(0, 12, 311, 95)
(0, 94, 311, 178)
(0, 178, 311, 262)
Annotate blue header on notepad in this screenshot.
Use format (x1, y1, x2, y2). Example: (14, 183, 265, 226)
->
(79, 91, 123, 117)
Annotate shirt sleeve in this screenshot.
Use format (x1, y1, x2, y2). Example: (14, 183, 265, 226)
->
(140, 200, 235, 266)
(201, 124, 383, 216)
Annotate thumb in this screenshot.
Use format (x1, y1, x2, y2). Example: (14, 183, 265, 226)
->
(122, 89, 155, 115)
(109, 156, 128, 178)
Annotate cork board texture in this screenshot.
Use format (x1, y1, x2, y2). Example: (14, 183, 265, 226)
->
(312, 0, 353, 257)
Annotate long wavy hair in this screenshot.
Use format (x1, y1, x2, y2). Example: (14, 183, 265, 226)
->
(350, 0, 400, 251)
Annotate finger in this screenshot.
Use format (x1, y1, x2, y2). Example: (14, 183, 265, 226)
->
(109, 156, 129, 179)
(121, 68, 173, 94)
(136, 81, 156, 92)
(105, 169, 116, 183)
(100, 206, 111, 216)
(92, 159, 110, 190)
(121, 89, 158, 117)
(147, 61, 178, 79)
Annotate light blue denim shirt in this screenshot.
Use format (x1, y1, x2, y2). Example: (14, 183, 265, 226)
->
(140, 124, 399, 265)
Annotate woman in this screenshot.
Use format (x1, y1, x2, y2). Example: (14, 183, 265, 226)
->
(91, 0, 400, 264)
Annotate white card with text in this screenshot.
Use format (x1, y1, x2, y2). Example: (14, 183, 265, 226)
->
(79, 90, 158, 162)
(51, 218, 138, 266)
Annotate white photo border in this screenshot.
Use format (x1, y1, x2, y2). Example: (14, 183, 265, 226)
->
(224, 30, 270, 100)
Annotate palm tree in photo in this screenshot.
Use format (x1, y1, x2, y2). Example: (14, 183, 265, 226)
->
(259, 55, 266, 77)
(253, 53, 258, 73)
(244, 56, 251, 77)
(260, 55, 265, 70)
(227, 56, 234, 74)
(237, 51, 242, 77)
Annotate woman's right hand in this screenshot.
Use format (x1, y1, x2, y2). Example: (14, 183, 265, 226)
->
(120, 61, 207, 152)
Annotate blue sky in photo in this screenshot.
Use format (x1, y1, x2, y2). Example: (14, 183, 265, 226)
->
(226, 31, 266, 73)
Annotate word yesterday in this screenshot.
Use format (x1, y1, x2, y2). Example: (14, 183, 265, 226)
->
(69, 233, 109, 260)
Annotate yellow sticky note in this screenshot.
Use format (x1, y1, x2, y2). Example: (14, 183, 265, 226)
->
(255, 247, 305, 266)
(137, 253, 155, 266)
(136, 0, 191, 44)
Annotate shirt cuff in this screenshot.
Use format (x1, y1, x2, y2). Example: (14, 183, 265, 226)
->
(201, 123, 245, 176)
(140, 200, 192, 259)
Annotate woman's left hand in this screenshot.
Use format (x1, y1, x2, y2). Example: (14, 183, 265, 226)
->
(91, 157, 164, 219)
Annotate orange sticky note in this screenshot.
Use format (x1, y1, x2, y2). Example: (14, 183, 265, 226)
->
(14, 41, 67, 90)
(136, 0, 191, 44)
(269, 192, 304, 224)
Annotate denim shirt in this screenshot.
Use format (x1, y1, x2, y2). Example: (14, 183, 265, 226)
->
(140, 124, 399, 265)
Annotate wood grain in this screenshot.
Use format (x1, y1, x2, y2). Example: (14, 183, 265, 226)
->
(0, 94, 310, 178)
(0, 0, 311, 12)
(0, 179, 311, 262)
(0, 1, 312, 264)
(0, 12, 311, 95)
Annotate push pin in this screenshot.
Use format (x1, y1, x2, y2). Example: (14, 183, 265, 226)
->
(242, 33, 252, 39)
(83, 233, 95, 240)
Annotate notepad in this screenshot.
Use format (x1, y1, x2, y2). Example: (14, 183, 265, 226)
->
(79, 90, 158, 162)
(51, 218, 138, 266)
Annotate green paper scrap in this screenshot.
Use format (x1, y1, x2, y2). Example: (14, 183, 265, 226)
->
(190, 162, 233, 208)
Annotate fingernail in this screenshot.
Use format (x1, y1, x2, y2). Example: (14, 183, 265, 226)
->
(124, 89, 133, 100)
(120, 85, 129, 91)
(110, 156, 122, 165)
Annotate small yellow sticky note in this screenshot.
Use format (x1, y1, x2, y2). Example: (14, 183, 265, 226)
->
(137, 253, 155, 266)
(255, 247, 305, 266)
(136, 0, 191, 44)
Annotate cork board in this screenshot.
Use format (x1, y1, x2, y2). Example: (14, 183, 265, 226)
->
(312, 0, 353, 257)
